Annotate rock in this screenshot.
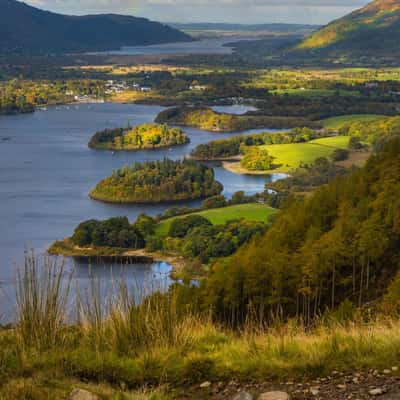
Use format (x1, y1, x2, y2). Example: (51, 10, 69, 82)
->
(258, 391, 290, 400)
(200, 381, 212, 389)
(232, 391, 254, 400)
(369, 388, 385, 396)
(310, 387, 319, 396)
(384, 369, 392, 374)
(68, 389, 100, 400)
(392, 366, 399, 372)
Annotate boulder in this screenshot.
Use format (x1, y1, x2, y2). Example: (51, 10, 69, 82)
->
(233, 391, 254, 400)
(68, 389, 100, 400)
(258, 392, 290, 400)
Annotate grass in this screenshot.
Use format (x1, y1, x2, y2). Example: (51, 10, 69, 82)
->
(258, 136, 351, 172)
(270, 89, 358, 97)
(322, 114, 386, 129)
(155, 203, 277, 236)
(2, 255, 400, 399)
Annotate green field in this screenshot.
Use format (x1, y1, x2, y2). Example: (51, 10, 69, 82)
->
(322, 114, 385, 129)
(269, 89, 358, 97)
(259, 136, 350, 172)
(156, 203, 277, 236)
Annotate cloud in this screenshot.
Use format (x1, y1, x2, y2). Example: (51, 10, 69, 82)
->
(23, 0, 369, 24)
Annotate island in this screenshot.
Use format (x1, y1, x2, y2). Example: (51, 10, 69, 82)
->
(89, 159, 223, 204)
(88, 123, 190, 150)
(48, 200, 275, 269)
(155, 106, 321, 132)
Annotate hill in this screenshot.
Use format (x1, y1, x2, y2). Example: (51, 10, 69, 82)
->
(298, 0, 400, 56)
(0, 0, 191, 54)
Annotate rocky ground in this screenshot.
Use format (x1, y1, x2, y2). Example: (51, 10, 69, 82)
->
(68, 369, 400, 400)
(175, 368, 400, 400)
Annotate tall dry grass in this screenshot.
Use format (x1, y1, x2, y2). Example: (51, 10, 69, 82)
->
(7, 254, 400, 391)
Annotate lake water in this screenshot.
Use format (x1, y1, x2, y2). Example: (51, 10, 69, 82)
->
(0, 103, 282, 320)
(105, 37, 240, 56)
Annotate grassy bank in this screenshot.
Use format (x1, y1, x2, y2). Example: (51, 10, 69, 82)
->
(224, 136, 351, 175)
(2, 256, 400, 399)
(322, 114, 385, 129)
(155, 203, 277, 236)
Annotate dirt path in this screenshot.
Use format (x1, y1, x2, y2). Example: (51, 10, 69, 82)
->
(175, 370, 400, 399)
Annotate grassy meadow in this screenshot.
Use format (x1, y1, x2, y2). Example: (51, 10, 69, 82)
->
(155, 203, 276, 236)
(258, 136, 350, 172)
(322, 114, 386, 129)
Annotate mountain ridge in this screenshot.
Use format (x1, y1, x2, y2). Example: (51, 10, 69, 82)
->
(0, 0, 192, 54)
(298, 0, 400, 54)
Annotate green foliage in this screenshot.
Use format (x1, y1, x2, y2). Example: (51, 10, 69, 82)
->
(339, 116, 400, 149)
(156, 107, 320, 132)
(241, 147, 275, 171)
(330, 148, 349, 162)
(174, 219, 267, 263)
(168, 215, 212, 238)
(72, 217, 145, 249)
(156, 203, 277, 237)
(268, 157, 347, 194)
(191, 128, 329, 160)
(88, 124, 189, 151)
(201, 138, 400, 325)
(90, 159, 223, 204)
(201, 195, 228, 210)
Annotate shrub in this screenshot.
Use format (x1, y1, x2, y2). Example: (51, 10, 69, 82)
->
(330, 148, 349, 161)
(168, 215, 212, 238)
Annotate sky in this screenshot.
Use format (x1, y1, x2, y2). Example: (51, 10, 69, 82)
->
(24, 0, 370, 25)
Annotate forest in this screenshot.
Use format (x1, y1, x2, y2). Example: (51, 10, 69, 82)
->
(89, 159, 223, 204)
(88, 123, 189, 150)
(192, 137, 400, 325)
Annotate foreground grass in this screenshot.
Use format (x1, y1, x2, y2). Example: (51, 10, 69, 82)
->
(322, 114, 385, 129)
(2, 257, 400, 399)
(155, 203, 276, 236)
(3, 315, 400, 399)
(258, 136, 350, 172)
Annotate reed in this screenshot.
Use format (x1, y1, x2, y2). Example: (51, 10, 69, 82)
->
(15, 253, 72, 350)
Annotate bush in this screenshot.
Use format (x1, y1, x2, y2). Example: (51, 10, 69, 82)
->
(348, 136, 364, 150)
(201, 195, 227, 210)
(331, 148, 349, 161)
(72, 217, 145, 249)
(168, 215, 212, 238)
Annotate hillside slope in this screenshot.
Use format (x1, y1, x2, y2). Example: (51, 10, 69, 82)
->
(0, 0, 192, 53)
(299, 0, 400, 55)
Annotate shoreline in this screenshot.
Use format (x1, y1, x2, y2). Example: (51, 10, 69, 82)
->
(48, 239, 188, 274)
(222, 160, 286, 176)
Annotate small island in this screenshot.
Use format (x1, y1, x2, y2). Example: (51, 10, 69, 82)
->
(88, 123, 190, 150)
(89, 159, 223, 204)
(155, 106, 321, 132)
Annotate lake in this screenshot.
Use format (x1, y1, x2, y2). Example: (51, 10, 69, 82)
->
(103, 37, 241, 56)
(0, 103, 283, 320)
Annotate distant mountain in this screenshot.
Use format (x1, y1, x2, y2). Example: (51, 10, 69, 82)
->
(0, 0, 192, 54)
(172, 23, 319, 33)
(298, 0, 400, 55)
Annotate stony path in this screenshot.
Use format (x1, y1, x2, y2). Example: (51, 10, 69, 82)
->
(176, 368, 400, 400)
